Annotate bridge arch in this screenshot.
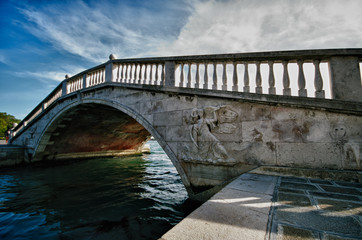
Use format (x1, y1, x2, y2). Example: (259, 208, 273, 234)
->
(33, 98, 193, 195)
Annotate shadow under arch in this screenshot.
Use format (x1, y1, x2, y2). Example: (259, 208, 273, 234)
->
(33, 98, 193, 195)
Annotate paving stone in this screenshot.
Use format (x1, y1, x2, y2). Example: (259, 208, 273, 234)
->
(277, 224, 317, 240)
(162, 173, 275, 240)
(319, 185, 362, 196)
(309, 191, 361, 202)
(226, 173, 277, 195)
(322, 233, 362, 240)
(309, 179, 333, 185)
(316, 198, 362, 216)
(334, 181, 362, 189)
(277, 192, 313, 207)
(278, 188, 306, 195)
(281, 177, 309, 183)
(280, 182, 319, 191)
(276, 207, 362, 236)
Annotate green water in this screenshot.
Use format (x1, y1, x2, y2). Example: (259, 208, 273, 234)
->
(0, 140, 198, 239)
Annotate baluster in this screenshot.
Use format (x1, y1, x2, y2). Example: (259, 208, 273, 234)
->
(195, 63, 200, 88)
(130, 64, 134, 83)
(125, 64, 129, 83)
(123, 64, 127, 83)
(149, 64, 153, 85)
(118, 65, 122, 82)
(212, 62, 217, 90)
(232, 62, 238, 91)
(143, 65, 147, 84)
(121, 64, 126, 83)
(203, 63, 208, 89)
(155, 64, 159, 85)
(133, 64, 137, 83)
(123, 65, 126, 83)
(127, 65, 131, 83)
(137, 64, 141, 84)
(91, 72, 94, 86)
(282, 61, 291, 96)
(129, 64, 132, 83)
(313, 60, 325, 98)
(180, 63, 184, 87)
(297, 60, 307, 97)
(160, 63, 165, 85)
(243, 62, 250, 92)
(222, 62, 227, 91)
(255, 61, 262, 94)
(268, 61, 276, 94)
(187, 63, 192, 88)
(116, 64, 120, 82)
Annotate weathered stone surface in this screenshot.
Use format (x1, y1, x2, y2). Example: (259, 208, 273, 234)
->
(8, 84, 362, 195)
(0, 146, 26, 166)
(161, 173, 276, 240)
(154, 110, 183, 126)
(277, 224, 317, 240)
(276, 143, 341, 168)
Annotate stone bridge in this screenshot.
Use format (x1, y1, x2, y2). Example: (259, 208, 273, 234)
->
(8, 49, 362, 196)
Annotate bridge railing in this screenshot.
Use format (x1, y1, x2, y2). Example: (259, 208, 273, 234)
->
(10, 49, 362, 139)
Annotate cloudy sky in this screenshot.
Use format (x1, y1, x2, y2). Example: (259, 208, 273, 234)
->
(1, 0, 361, 119)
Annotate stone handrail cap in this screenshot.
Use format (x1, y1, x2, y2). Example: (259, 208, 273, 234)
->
(109, 54, 117, 60)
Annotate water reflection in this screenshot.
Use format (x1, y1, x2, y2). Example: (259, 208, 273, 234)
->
(0, 141, 196, 240)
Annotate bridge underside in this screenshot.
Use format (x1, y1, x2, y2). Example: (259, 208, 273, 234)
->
(34, 103, 151, 161)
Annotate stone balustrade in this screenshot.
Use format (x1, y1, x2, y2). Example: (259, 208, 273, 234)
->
(10, 49, 362, 139)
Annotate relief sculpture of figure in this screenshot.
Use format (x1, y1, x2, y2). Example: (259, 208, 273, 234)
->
(189, 107, 231, 163)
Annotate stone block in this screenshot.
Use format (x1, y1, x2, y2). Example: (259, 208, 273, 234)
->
(154, 126, 166, 139)
(238, 103, 271, 121)
(242, 120, 277, 142)
(162, 179, 273, 240)
(276, 206, 361, 236)
(271, 106, 325, 121)
(154, 111, 183, 126)
(272, 119, 330, 143)
(212, 122, 243, 142)
(141, 114, 153, 126)
(139, 101, 153, 115)
(277, 224, 317, 240)
(225, 174, 277, 195)
(276, 143, 340, 169)
(227, 141, 276, 165)
(165, 125, 189, 142)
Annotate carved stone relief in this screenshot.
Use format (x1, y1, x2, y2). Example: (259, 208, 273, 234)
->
(182, 105, 238, 165)
(328, 123, 360, 169)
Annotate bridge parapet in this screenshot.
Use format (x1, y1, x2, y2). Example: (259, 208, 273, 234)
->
(10, 49, 362, 142)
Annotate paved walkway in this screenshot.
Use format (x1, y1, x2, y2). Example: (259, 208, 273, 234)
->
(161, 173, 362, 240)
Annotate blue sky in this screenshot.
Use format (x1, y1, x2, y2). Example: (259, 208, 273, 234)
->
(1, 0, 361, 119)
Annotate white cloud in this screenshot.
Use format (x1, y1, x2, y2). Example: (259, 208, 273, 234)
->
(19, 0, 191, 62)
(0, 52, 9, 65)
(13, 65, 85, 85)
(158, 0, 362, 56)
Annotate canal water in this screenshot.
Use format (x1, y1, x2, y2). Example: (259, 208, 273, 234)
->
(0, 140, 199, 240)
